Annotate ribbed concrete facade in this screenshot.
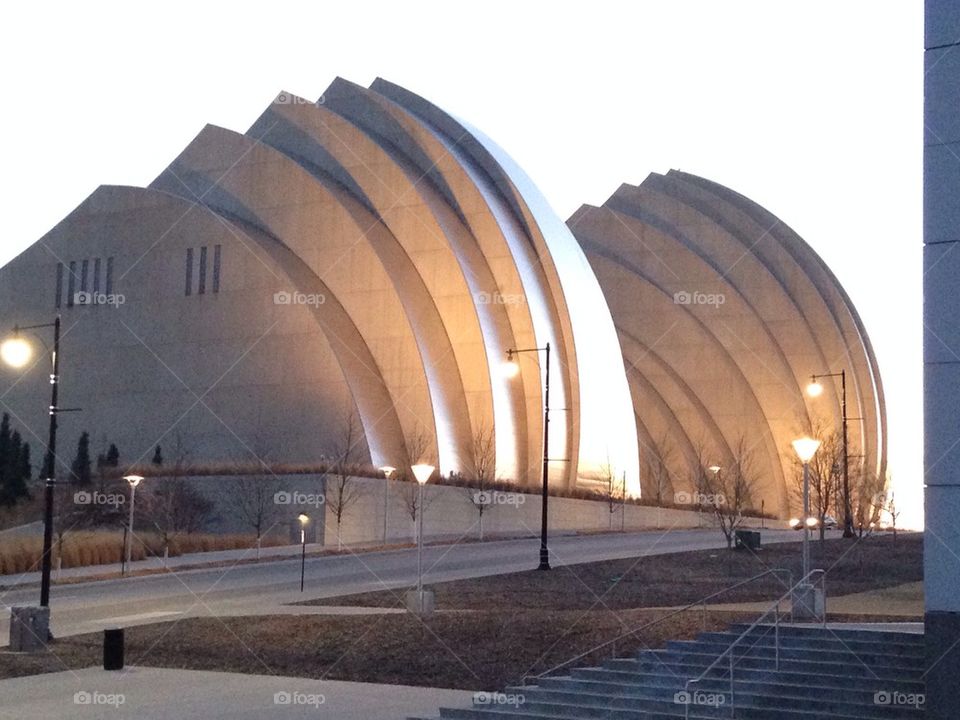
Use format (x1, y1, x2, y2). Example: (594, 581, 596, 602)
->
(0, 78, 884, 514)
(570, 172, 886, 518)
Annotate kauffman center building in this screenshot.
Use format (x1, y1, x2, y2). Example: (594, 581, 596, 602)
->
(0, 78, 885, 518)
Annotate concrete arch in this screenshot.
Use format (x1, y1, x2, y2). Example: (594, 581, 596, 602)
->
(324, 81, 550, 486)
(371, 78, 641, 495)
(247, 99, 517, 478)
(148, 125, 456, 471)
(674, 171, 886, 481)
(577, 212, 792, 514)
(666, 171, 884, 482)
(603, 182, 834, 495)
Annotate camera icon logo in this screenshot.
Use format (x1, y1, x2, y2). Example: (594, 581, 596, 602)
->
(74, 491, 92, 505)
(273, 291, 292, 305)
(673, 290, 692, 305)
(74, 691, 92, 705)
(274, 491, 292, 505)
(274, 691, 292, 705)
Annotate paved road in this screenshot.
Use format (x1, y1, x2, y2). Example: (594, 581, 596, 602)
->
(1, 528, 801, 642)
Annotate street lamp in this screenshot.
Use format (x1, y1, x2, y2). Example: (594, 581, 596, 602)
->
(411, 463, 434, 606)
(807, 370, 853, 538)
(123, 475, 143, 574)
(297, 513, 309, 592)
(379, 465, 396, 544)
(1, 318, 76, 609)
(792, 437, 821, 580)
(0, 336, 32, 368)
(503, 342, 552, 571)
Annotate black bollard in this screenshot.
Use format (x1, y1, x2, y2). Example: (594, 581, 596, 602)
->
(103, 628, 124, 670)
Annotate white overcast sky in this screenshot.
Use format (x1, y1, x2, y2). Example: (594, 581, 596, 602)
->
(0, 1, 923, 526)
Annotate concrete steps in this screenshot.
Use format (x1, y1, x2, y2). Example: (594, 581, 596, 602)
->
(408, 623, 926, 719)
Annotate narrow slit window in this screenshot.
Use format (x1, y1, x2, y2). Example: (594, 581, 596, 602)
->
(55, 263, 63, 309)
(185, 248, 193, 296)
(105, 257, 114, 296)
(80, 259, 89, 293)
(212, 245, 221, 293)
(198, 246, 207, 295)
(93, 258, 101, 295)
(67, 261, 76, 307)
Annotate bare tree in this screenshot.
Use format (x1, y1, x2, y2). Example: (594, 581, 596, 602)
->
(687, 439, 715, 529)
(397, 426, 435, 542)
(144, 431, 213, 564)
(325, 412, 367, 551)
(701, 436, 758, 549)
(228, 465, 282, 560)
(791, 425, 843, 544)
(851, 464, 886, 535)
(464, 423, 497, 540)
(645, 432, 675, 528)
(884, 489, 901, 542)
(599, 457, 626, 532)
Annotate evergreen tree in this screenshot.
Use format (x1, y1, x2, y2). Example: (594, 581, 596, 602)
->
(152, 445, 163, 466)
(0, 416, 30, 506)
(4, 437, 31, 504)
(71, 432, 93, 486)
(106, 444, 120, 467)
(8, 430, 22, 480)
(0, 413, 10, 480)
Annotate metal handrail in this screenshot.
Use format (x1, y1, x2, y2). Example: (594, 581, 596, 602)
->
(683, 569, 826, 719)
(522, 567, 792, 685)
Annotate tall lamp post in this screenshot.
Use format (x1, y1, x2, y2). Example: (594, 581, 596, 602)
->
(0, 317, 77, 608)
(792, 437, 821, 580)
(379, 465, 395, 544)
(122, 475, 143, 574)
(411, 464, 434, 607)
(807, 371, 854, 538)
(297, 513, 309, 592)
(503, 342, 552, 571)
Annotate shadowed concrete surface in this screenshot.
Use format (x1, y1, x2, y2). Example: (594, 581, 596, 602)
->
(0, 666, 473, 720)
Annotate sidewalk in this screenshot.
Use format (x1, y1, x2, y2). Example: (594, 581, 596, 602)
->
(0, 666, 473, 720)
(0, 541, 319, 588)
(0, 526, 598, 589)
(688, 581, 924, 618)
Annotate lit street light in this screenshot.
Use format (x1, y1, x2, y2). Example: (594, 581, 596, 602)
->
(792, 436, 821, 580)
(1, 318, 80, 611)
(504, 342, 552, 571)
(379, 465, 396, 544)
(411, 463, 434, 609)
(123, 475, 144, 574)
(807, 370, 854, 538)
(298, 513, 309, 592)
(0, 336, 32, 368)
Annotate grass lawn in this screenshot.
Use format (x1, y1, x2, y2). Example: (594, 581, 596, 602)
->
(0, 533, 921, 690)
(304, 532, 922, 611)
